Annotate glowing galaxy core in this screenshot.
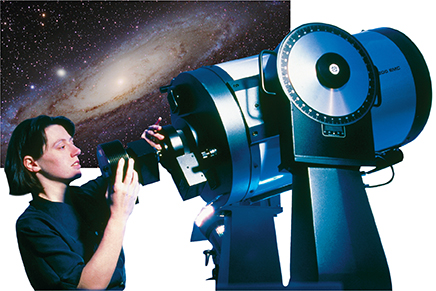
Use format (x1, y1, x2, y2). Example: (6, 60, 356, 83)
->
(57, 68, 66, 77)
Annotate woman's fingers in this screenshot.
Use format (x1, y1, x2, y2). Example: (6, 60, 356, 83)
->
(110, 158, 139, 220)
(141, 118, 165, 151)
(114, 158, 125, 185)
(114, 158, 136, 190)
(123, 158, 134, 184)
(143, 129, 163, 150)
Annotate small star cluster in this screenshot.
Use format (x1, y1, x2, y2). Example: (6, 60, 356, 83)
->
(1, 1, 290, 167)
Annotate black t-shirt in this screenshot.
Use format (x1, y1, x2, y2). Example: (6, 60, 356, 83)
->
(16, 176, 126, 290)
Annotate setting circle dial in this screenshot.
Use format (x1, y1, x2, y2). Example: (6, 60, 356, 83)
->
(277, 23, 378, 125)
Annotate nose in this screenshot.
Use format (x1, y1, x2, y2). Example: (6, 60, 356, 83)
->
(71, 144, 81, 157)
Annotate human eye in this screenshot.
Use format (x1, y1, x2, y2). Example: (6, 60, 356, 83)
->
(55, 140, 66, 150)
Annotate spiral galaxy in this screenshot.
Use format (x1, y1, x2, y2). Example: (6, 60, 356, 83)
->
(1, 1, 290, 166)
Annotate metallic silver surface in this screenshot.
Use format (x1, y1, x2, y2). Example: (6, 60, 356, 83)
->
(288, 31, 370, 117)
(355, 30, 417, 151)
(277, 23, 377, 125)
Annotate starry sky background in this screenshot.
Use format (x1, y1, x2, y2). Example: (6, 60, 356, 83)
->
(1, 0, 291, 167)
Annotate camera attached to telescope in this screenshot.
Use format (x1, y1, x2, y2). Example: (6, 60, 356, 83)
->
(97, 139, 159, 186)
(96, 124, 208, 201)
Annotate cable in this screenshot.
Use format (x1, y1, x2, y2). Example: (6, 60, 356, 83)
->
(364, 164, 395, 188)
(361, 152, 396, 188)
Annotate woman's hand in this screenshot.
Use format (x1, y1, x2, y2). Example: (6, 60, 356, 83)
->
(141, 117, 165, 150)
(78, 158, 139, 289)
(107, 158, 139, 223)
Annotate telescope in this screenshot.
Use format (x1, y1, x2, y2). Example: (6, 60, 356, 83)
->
(97, 23, 432, 290)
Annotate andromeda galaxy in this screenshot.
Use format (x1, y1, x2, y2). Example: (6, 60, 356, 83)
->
(1, 1, 290, 167)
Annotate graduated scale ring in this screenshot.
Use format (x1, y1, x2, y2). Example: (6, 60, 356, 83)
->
(278, 23, 378, 125)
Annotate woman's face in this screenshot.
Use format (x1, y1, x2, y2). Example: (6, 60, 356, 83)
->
(36, 124, 82, 183)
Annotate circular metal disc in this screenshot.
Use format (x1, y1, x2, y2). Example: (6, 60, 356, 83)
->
(277, 23, 377, 125)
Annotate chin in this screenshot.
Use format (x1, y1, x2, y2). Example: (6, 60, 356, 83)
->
(71, 172, 82, 182)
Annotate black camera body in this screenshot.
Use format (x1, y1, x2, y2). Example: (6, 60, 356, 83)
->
(96, 139, 159, 186)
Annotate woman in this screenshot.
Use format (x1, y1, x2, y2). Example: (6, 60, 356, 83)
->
(5, 115, 162, 290)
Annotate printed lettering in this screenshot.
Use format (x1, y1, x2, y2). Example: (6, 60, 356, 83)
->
(389, 66, 401, 72)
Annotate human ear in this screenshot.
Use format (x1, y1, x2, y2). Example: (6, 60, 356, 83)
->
(23, 155, 41, 173)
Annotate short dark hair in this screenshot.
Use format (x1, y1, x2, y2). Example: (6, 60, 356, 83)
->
(5, 115, 75, 195)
